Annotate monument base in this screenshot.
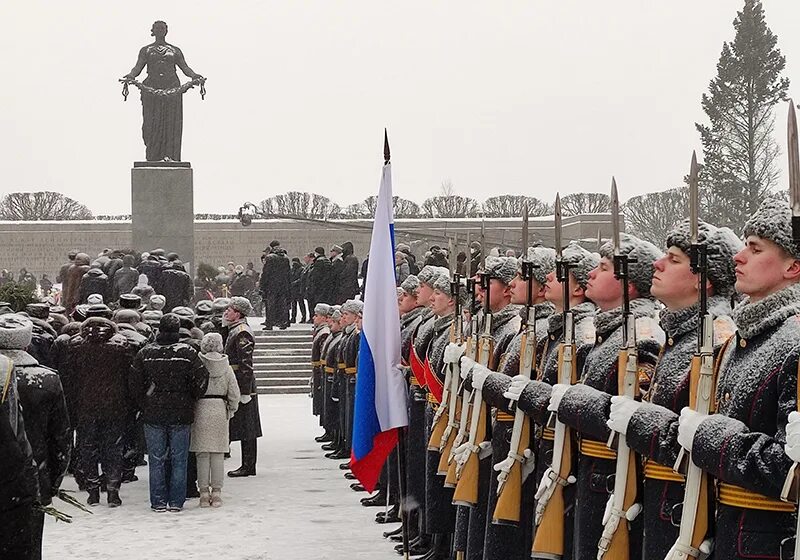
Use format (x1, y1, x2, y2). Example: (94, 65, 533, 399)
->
(131, 162, 194, 273)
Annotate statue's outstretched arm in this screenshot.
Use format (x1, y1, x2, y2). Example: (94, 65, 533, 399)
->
(124, 46, 147, 79)
(175, 47, 202, 80)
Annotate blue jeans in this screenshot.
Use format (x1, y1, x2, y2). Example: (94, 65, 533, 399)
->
(144, 424, 191, 509)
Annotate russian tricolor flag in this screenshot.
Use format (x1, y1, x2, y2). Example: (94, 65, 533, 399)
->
(350, 134, 409, 493)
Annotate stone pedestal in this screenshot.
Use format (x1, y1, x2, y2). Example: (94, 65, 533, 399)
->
(131, 161, 194, 273)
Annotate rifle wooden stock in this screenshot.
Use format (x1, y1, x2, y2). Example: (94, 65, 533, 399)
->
(452, 397, 487, 506)
(683, 356, 710, 559)
(438, 396, 461, 475)
(532, 343, 577, 558)
(492, 416, 530, 524)
(601, 449, 636, 559)
(428, 407, 449, 451)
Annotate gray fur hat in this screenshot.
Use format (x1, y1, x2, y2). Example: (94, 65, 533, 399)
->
(431, 274, 470, 307)
(142, 310, 162, 326)
(521, 247, 557, 285)
(396, 287, 405, 299)
(485, 256, 518, 285)
(599, 233, 663, 298)
(212, 298, 231, 314)
(201, 332, 224, 354)
(119, 294, 143, 310)
(194, 300, 213, 316)
(0, 314, 33, 350)
(341, 299, 364, 316)
(666, 219, 743, 297)
(25, 303, 50, 320)
(742, 195, 800, 259)
(171, 306, 195, 320)
(561, 241, 601, 290)
(400, 275, 421, 296)
(330, 306, 342, 321)
(86, 304, 113, 319)
(113, 308, 141, 325)
(314, 303, 332, 317)
(228, 296, 253, 317)
(149, 294, 166, 311)
(87, 294, 104, 305)
(417, 265, 437, 285)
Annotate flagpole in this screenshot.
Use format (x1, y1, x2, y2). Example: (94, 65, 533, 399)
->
(383, 129, 411, 560)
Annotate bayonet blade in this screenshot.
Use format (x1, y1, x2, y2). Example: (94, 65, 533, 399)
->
(596, 227, 602, 251)
(689, 151, 700, 244)
(481, 219, 487, 269)
(449, 236, 456, 276)
(611, 177, 621, 255)
(789, 101, 800, 216)
(521, 201, 529, 257)
(554, 193, 563, 259)
(384, 128, 390, 165)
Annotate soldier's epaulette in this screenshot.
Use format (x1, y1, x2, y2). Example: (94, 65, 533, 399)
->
(230, 322, 253, 338)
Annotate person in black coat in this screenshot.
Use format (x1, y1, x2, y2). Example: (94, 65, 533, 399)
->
(70, 316, 134, 507)
(0, 351, 40, 560)
(2, 314, 71, 560)
(112, 254, 140, 302)
(307, 248, 335, 307)
(259, 241, 291, 330)
(337, 241, 360, 304)
(129, 314, 208, 511)
(78, 266, 110, 304)
(159, 260, 194, 312)
(289, 257, 305, 323)
(329, 245, 346, 304)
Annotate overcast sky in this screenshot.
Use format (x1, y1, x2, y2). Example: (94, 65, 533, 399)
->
(2, 1, 800, 215)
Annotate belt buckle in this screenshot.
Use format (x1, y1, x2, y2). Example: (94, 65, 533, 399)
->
(669, 502, 682, 528)
(605, 474, 616, 494)
(780, 536, 795, 560)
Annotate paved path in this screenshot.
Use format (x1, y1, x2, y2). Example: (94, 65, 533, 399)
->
(44, 395, 401, 559)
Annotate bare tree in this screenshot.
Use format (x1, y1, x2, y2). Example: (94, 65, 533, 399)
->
(439, 179, 455, 197)
(258, 191, 340, 219)
(421, 195, 480, 218)
(340, 203, 370, 219)
(0, 191, 93, 220)
(623, 187, 689, 247)
(482, 195, 552, 217)
(560, 192, 611, 216)
(361, 196, 421, 218)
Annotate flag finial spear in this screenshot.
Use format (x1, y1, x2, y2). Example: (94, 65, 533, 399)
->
(384, 128, 391, 165)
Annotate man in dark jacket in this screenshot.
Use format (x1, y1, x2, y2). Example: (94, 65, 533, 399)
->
(159, 260, 194, 312)
(111, 254, 139, 301)
(70, 316, 134, 507)
(307, 248, 335, 308)
(337, 241, 360, 304)
(78, 266, 110, 304)
(290, 257, 305, 323)
(225, 297, 261, 477)
(57, 250, 78, 286)
(329, 244, 345, 303)
(260, 241, 291, 330)
(129, 314, 208, 512)
(0, 351, 39, 560)
(2, 314, 71, 560)
(137, 254, 164, 292)
(64, 253, 91, 312)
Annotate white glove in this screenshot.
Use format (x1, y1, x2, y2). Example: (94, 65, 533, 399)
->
(444, 342, 465, 364)
(493, 448, 535, 483)
(478, 441, 493, 460)
(547, 383, 569, 413)
(471, 363, 492, 390)
(503, 374, 528, 402)
(677, 407, 706, 451)
(784, 410, 800, 462)
(459, 356, 477, 380)
(453, 442, 472, 470)
(606, 395, 643, 436)
(240, 394, 252, 405)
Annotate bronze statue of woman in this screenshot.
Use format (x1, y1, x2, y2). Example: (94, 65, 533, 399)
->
(122, 21, 205, 162)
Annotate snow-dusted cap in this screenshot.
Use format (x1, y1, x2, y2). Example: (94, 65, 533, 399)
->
(396, 287, 405, 299)
(25, 303, 50, 320)
(666, 219, 743, 297)
(149, 294, 166, 311)
(201, 332, 224, 354)
(314, 303, 332, 317)
(560, 241, 600, 290)
(742, 195, 800, 259)
(113, 308, 141, 325)
(599, 233, 663, 298)
(521, 247, 556, 285)
(194, 300, 213, 316)
(87, 293, 104, 305)
(417, 265, 437, 285)
(171, 306, 195, 320)
(341, 299, 363, 316)
(431, 274, 470, 307)
(142, 310, 162, 326)
(485, 256, 518, 285)
(400, 275, 421, 296)
(136, 274, 149, 288)
(0, 313, 33, 350)
(424, 266, 450, 288)
(228, 296, 253, 317)
(212, 298, 231, 314)
(86, 304, 112, 319)
(330, 305, 342, 321)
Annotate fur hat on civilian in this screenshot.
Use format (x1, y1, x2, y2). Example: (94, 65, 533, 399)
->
(0, 314, 33, 349)
(314, 303, 332, 317)
(521, 247, 557, 285)
(560, 241, 601, 290)
(484, 256, 518, 285)
(212, 298, 231, 315)
(87, 294, 104, 305)
(119, 294, 143, 310)
(86, 304, 113, 319)
(742, 195, 800, 259)
(142, 310, 162, 327)
(341, 299, 364, 316)
(25, 303, 50, 320)
(400, 275, 421, 296)
(113, 308, 141, 325)
(599, 233, 664, 298)
(159, 313, 181, 334)
(149, 294, 166, 311)
(195, 300, 213, 316)
(228, 296, 252, 317)
(666, 219, 743, 297)
(200, 332, 224, 355)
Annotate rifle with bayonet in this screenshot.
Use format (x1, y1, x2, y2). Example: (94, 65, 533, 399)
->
(429, 274, 463, 452)
(597, 178, 641, 560)
(664, 153, 715, 560)
(452, 271, 494, 506)
(780, 100, 800, 560)
(444, 278, 479, 484)
(532, 193, 578, 558)
(493, 259, 536, 525)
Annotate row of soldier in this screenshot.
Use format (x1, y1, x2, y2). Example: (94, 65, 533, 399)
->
(312, 189, 800, 560)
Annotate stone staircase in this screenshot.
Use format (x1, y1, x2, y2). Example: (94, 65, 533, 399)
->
(253, 323, 313, 395)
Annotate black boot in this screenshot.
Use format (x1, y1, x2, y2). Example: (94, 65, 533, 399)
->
(321, 442, 337, 451)
(338, 462, 351, 470)
(314, 431, 333, 443)
(227, 466, 256, 477)
(350, 483, 367, 492)
(326, 449, 349, 460)
(415, 533, 449, 560)
(344, 472, 356, 480)
(107, 489, 122, 507)
(395, 534, 429, 555)
(375, 504, 401, 524)
(361, 490, 390, 506)
(87, 488, 100, 506)
(383, 525, 403, 538)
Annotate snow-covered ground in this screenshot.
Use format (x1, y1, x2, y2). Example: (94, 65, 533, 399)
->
(44, 395, 402, 559)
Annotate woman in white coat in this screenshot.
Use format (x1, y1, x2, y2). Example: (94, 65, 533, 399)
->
(191, 333, 240, 507)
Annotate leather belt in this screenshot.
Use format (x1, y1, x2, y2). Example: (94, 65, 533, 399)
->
(579, 438, 617, 460)
(644, 461, 684, 483)
(718, 482, 795, 513)
(344, 367, 357, 375)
